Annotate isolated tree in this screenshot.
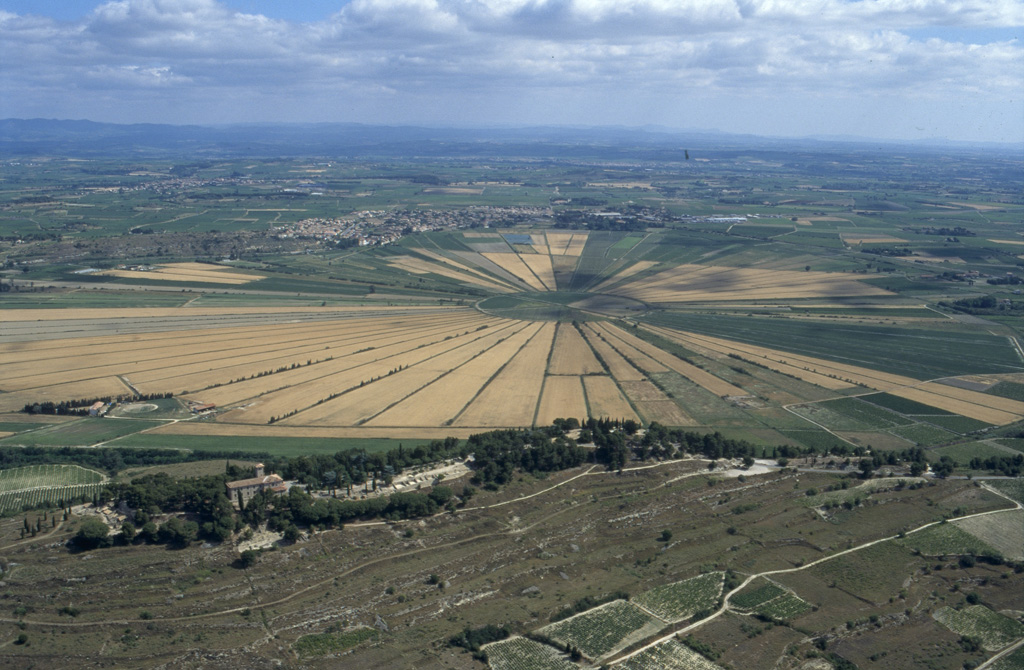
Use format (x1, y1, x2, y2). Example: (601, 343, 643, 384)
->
(74, 517, 110, 549)
(238, 549, 259, 569)
(140, 521, 159, 543)
(120, 521, 136, 544)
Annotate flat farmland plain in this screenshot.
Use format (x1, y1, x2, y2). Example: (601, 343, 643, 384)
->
(6, 219, 1024, 443)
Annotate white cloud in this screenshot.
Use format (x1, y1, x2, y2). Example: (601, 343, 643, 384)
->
(0, 0, 1021, 141)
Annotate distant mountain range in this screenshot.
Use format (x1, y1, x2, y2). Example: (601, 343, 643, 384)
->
(0, 118, 1016, 159)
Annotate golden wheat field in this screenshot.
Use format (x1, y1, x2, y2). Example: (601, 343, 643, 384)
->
(100, 262, 262, 284)
(5, 225, 1020, 440)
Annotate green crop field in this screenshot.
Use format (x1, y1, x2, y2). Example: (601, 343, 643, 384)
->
(890, 423, 957, 446)
(924, 415, 994, 434)
(642, 314, 1022, 380)
(987, 382, 1024, 402)
(0, 420, 165, 447)
(819, 397, 915, 427)
(860, 393, 954, 416)
(105, 433, 431, 456)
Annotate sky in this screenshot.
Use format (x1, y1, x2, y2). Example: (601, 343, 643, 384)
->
(1, 0, 1022, 144)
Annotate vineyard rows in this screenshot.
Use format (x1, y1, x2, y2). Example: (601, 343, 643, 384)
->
(632, 572, 724, 622)
(729, 581, 785, 610)
(933, 605, 1024, 651)
(756, 593, 811, 620)
(0, 484, 104, 515)
(616, 638, 725, 670)
(485, 636, 578, 670)
(730, 579, 810, 621)
(991, 645, 1024, 670)
(0, 464, 105, 492)
(540, 600, 661, 660)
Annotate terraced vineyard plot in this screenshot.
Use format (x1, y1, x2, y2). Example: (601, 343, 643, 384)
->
(933, 605, 1024, 651)
(539, 600, 664, 660)
(0, 483, 106, 514)
(730, 580, 786, 611)
(953, 510, 1024, 561)
(896, 522, 1000, 557)
(615, 638, 725, 670)
(0, 464, 105, 492)
(633, 572, 724, 622)
(756, 592, 811, 620)
(485, 636, 578, 670)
